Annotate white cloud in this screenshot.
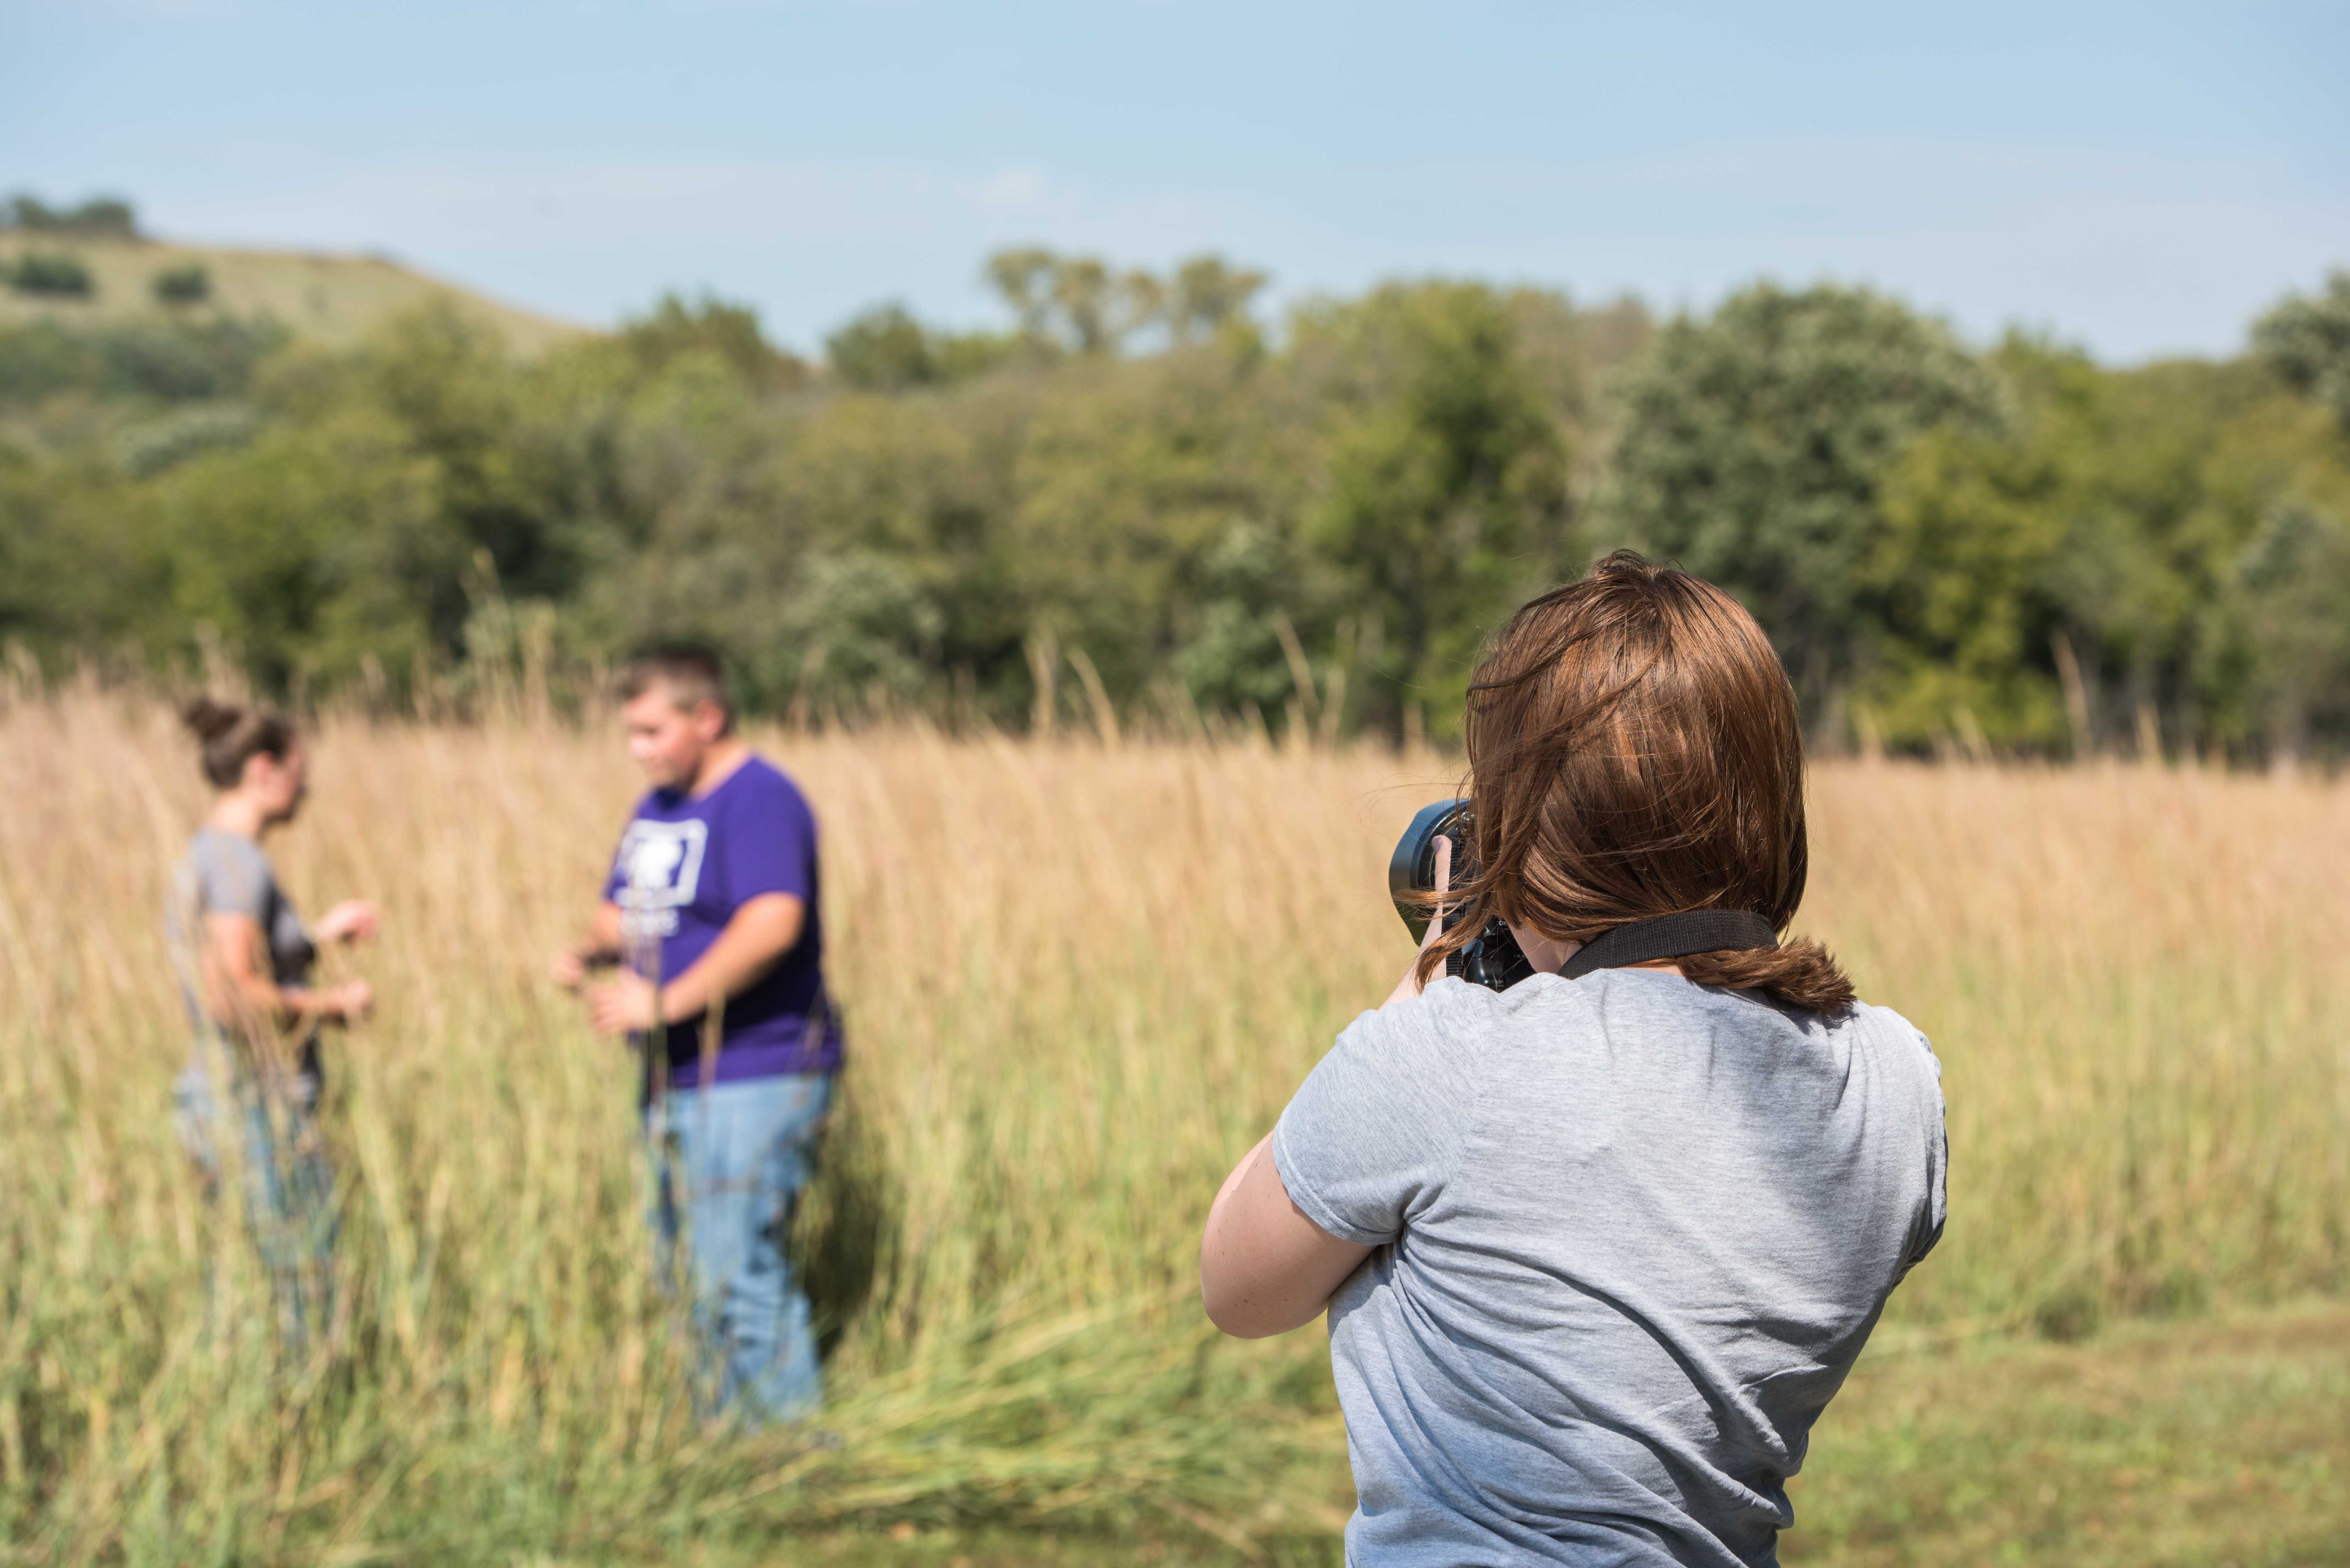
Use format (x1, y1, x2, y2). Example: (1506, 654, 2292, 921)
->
(967, 165, 1050, 214)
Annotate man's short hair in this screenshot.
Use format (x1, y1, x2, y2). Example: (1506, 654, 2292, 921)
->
(618, 644, 733, 732)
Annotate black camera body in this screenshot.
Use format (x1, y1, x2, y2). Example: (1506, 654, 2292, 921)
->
(1388, 799, 1535, 992)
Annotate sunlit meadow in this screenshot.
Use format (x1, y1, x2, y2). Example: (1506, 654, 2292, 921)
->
(1, 684, 2343, 1563)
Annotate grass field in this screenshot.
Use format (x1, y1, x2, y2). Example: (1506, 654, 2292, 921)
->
(0, 687, 2343, 1563)
(0, 234, 585, 353)
(754, 1302, 2350, 1568)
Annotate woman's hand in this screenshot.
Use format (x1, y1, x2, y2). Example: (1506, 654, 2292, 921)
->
(1382, 833, 1452, 1008)
(314, 899, 379, 945)
(327, 979, 374, 1021)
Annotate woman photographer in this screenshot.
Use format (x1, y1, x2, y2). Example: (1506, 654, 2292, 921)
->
(169, 698, 378, 1352)
(1201, 553, 1946, 1567)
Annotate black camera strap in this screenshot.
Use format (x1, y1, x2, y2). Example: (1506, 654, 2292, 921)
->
(1560, 910, 1778, 981)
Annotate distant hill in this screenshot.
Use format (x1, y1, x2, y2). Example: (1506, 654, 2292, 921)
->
(0, 233, 588, 355)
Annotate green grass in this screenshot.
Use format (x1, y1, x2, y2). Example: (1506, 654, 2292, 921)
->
(1784, 1303, 2350, 1568)
(580, 1305, 2350, 1567)
(0, 234, 586, 353)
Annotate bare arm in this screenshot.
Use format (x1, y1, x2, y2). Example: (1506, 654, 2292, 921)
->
(202, 912, 369, 1036)
(587, 893, 806, 1035)
(312, 899, 380, 945)
(659, 892, 804, 1020)
(1201, 829, 1457, 1337)
(1199, 1132, 1373, 1339)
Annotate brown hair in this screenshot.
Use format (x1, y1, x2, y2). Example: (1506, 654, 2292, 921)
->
(1417, 550, 1855, 1015)
(617, 644, 733, 733)
(181, 696, 297, 790)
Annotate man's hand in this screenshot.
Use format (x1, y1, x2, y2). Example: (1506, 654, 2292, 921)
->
(314, 900, 380, 945)
(549, 947, 589, 990)
(587, 970, 662, 1036)
(554, 904, 627, 991)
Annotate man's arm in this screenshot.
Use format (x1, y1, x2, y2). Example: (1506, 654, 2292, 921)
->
(587, 893, 804, 1035)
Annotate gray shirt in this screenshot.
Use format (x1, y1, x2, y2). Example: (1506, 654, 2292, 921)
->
(1274, 970, 1947, 1568)
(168, 827, 318, 1083)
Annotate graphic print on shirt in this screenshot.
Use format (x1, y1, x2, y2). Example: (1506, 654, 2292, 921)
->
(615, 818, 708, 937)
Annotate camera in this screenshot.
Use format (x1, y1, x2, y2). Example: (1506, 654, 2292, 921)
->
(1387, 799, 1534, 992)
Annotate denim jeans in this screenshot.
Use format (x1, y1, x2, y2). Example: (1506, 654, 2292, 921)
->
(650, 1072, 831, 1424)
(172, 1064, 338, 1357)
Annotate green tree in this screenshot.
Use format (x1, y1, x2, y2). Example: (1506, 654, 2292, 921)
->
(105, 410, 444, 690)
(984, 248, 1059, 347)
(1168, 256, 1269, 345)
(1298, 280, 1572, 738)
(982, 248, 1179, 358)
(8, 253, 94, 298)
(2253, 269, 2350, 430)
(622, 293, 807, 393)
(1051, 257, 1115, 353)
(1864, 347, 2088, 752)
(0, 451, 154, 658)
(1868, 339, 2341, 760)
(2228, 500, 2350, 761)
(3, 193, 138, 239)
(1592, 282, 2004, 728)
(17, 246, 2343, 756)
(823, 304, 1019, 392)
(826, 303, 940, 390)
(2196, 392, 2350, 760)
(153, 263, 211, 305)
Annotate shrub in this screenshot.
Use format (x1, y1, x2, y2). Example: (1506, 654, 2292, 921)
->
(826, 301, 940, 390)
(7, 252, 94, 298)
(2254, 268, 2350, 428)
(825, 301, 1019, 390)
(0, 316, 288, 406)
(153, 262, 211, 304)
(622, 292, 808, 392)
(2, 194, 139, 239)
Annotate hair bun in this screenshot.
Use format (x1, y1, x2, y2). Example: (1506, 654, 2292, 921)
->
(180, 696, 244, 742)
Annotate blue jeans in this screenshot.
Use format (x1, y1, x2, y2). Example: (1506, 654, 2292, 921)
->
(172, 1064, 338, 1357)
(650, 1072, 831, 1424)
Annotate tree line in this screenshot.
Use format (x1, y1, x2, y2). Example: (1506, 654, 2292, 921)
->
(2, 246, 2346, 760)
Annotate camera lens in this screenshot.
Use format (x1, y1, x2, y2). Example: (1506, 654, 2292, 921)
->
(1389, 799, 1468, 941)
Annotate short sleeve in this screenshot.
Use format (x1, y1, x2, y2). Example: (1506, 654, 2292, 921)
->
(1897, 1021, 1949, 1277)
(1272, 980, 1494, 1247)
(601, 835, 628, 904)
(195, 837, 274, 922)
(727, 770, 814, 904)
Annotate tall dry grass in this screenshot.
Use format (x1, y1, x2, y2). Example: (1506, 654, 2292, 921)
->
(0, 688, 2343, 1561)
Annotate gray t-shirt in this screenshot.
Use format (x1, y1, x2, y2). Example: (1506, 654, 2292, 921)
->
(1274, 970, 1947, 1568)
(169, 827, 319, 1082)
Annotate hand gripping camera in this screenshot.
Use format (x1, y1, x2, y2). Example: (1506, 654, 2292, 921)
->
(1387, 798, 1783, 991)
(1387, 799, 1534, 992)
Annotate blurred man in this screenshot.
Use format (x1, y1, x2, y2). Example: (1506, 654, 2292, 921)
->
(552, 646, 842, 1422)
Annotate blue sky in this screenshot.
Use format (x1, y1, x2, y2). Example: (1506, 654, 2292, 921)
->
(8, 1, 2346, 361)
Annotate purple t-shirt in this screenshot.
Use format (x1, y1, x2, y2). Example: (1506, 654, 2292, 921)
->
(603, 754, 841, 1086)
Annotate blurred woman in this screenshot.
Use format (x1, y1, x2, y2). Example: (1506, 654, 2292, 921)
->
(168, 698, 377, 1351)
(1201, 553, 1947, 1567)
